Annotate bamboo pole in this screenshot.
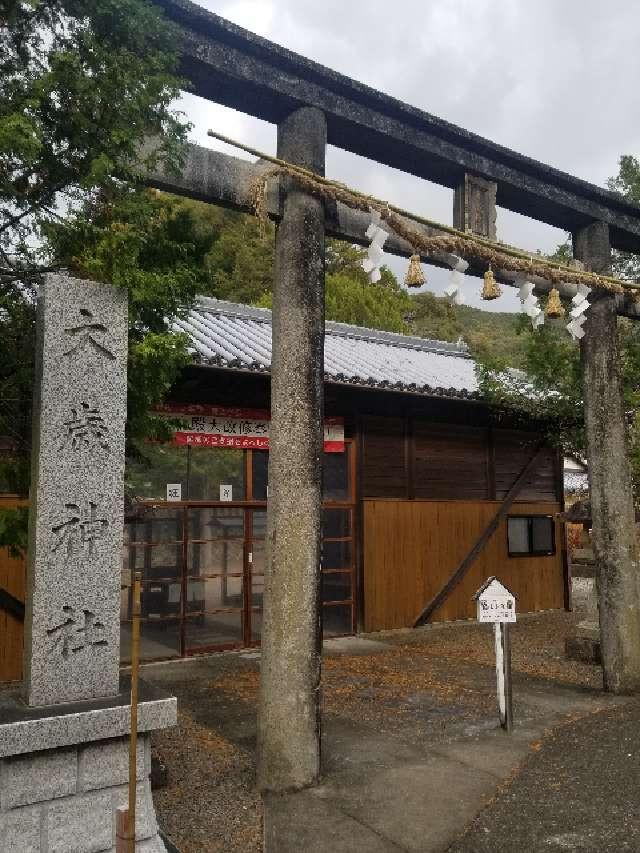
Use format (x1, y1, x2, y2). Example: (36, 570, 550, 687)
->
(116, 571, 142, 851)
(127, 571, 142, 851)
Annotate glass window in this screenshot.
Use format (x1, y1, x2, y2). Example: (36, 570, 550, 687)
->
(120, 618, 181, 663)
(321, 572, 352, 603)
(323, 450, 349, 501)
(251, 609, 262, 644)
(126, 444, 188, 502)
(252, 451, 269, 501)
(507, 517, 529, 554)
(508, 516, 555, 556)
(532, 516, 554, 553)
(126, 445, 245, 502)
(322, 540, 352, 571)
(188, 507, 244, 540)
(188, 446, 244, 501)
(185, 612, 243, 650)
(323, 508, 351, 539)
(322, 604, 353, 637)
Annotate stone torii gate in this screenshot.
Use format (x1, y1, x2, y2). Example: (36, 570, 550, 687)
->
(149, 0, 640, 790)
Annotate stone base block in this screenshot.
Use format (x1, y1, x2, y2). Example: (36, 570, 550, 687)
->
(0, 686, 176, 852)
(565, 635, 602, 665)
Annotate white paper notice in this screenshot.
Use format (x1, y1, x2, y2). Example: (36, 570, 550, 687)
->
(166, 483, 182, 502)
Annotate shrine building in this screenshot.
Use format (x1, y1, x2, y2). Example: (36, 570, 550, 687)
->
(119, 297, 567, 663)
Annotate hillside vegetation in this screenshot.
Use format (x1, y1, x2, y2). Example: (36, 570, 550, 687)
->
(409, 292, 526, 367)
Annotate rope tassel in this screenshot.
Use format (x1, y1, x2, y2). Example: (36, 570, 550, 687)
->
(545, 286, 565, 318)
(481, 265, 501, 300)
(405, 253, 425, 288)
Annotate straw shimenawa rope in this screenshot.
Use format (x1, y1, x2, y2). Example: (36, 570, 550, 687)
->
(208, 129, 638, 298)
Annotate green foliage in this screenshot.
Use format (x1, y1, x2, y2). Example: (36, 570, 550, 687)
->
(0, 0, 187, 274)
(0, 279, 35, 493)
(0, 0, 187, 550)
(410, 292, 529, 367)
(476, 153, 640, 487)
(0, 505, 29, 558)
(205, 211, 275, 304)
(477, 316, 584, 454)
(256, 239, 412, 332)
(324, 270, 410, 331)
(607, 156, 640, 282)
(46, 189, 220, 446)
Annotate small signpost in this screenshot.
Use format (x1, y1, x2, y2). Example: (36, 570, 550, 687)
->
(474, 577, 516, 733)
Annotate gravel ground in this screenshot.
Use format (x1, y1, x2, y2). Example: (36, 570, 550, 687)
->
(448, 701, 640, 853)
(148, 611, 600, 852)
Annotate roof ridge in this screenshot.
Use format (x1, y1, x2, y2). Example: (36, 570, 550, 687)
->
(194, 296, 471, 359)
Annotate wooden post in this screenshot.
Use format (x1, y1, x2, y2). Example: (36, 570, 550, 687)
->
(575, 221, 640, 693)
(494, 622, 513, 732)
(117, 571, 142, 851)
(257, 106, 326, 792)
(453, 173, 497, 241)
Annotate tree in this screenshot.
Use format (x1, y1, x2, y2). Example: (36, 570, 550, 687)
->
(477, 154, 640, 493)
(608, 155, 640, 283)
(0, 0, 188, 550)
(257, 238, 412, 331)
(1, 0, 186, 278)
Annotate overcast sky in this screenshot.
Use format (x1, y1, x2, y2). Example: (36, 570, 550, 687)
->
(177, 0, 640, 312)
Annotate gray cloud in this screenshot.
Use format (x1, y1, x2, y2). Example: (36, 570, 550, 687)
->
(178, 0, 639, 312)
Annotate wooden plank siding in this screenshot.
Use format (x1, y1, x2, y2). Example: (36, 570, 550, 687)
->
(0, 495, 26, 683)
(362, 416, 558, 503)
(494, 430, 558, 502)
(362, 416, 408, 498)
(413, 424, 490, 501)
(363, 499, 564, 631)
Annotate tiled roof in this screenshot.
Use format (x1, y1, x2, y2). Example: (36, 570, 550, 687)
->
(174, 297, 480, 400)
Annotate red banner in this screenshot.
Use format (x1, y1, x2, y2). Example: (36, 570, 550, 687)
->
(157, 404, 345, 452)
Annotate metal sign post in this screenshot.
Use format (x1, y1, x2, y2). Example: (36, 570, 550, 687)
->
(474, 577, 516, 732)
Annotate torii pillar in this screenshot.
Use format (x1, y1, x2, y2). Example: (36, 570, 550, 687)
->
(575, 221, 640, 693)
(258, 107, 327, 791)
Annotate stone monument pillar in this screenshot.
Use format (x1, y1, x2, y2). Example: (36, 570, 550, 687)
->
(0, 274, 175, 852)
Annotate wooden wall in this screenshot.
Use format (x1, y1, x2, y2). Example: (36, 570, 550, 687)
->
(0, 495, 26, 683)
(361, 417, 560, 503)
(363, 499, 565, 632)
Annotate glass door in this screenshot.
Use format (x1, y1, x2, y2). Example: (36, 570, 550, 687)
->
(246, 509, 266, 645)
(184, 507, 245, 653)
(121, 507, 183, 662)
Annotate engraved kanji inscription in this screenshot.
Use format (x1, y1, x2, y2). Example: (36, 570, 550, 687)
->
(51, 500, 108, 556)
(47, 606, 108, 659)
(60, 402, 110, 451)
(64, 307, 116, 360)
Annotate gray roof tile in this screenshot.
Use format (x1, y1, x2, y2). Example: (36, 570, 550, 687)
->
(176, 297, 480, 400)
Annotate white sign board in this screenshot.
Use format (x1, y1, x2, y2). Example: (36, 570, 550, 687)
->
(166, 483, 182, 502)
(474, 577, 516, 623)
(220, 484, 233, 502)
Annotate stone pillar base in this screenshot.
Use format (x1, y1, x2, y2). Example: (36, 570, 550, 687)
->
(566, 619, 602, 665)
(0, 684, 176, 852)
(567, 576, 601, 665)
